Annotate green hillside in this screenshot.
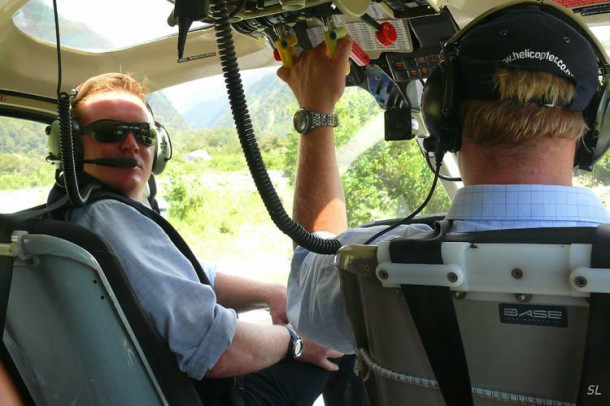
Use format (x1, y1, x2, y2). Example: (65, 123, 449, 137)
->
(212, 72, 297, 137)
(148, 92, 195, 133)
(0, 119, 48, 156)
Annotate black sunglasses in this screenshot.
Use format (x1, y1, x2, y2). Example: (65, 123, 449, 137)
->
(81, 119, 157, 147)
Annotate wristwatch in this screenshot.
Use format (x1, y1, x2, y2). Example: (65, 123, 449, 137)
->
(283, 325, 304, 360)
(293, 108, 339, 134)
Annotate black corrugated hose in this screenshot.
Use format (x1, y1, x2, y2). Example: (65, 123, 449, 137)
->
(210, 0, 342, 255)
(54, 0, 96, 207)
(57, 92, 96, 206)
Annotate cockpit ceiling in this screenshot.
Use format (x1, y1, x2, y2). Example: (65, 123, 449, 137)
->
(0, 0, 608, 117)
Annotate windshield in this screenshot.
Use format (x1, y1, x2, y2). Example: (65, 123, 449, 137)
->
(591, 25, 610, 54)
(13, 0, 208, 52)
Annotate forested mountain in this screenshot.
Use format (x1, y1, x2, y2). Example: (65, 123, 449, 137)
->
(0, 119, 48, 156)
(212, 72, 297, 137)
(184, 98, 229, 129)
(180, 69, 291, 132)
(148, 92, 194, 133)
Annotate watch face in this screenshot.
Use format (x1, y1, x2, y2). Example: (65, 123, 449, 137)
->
(293, 110, 311, 134)
(293, 338, 304, 358)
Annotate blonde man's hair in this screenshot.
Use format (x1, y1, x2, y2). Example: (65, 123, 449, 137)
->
(71, 72, 149, 123)
(461, 68, 587, 146)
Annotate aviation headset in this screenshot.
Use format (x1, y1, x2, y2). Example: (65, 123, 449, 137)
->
(47, 86, 172, 175)
(420, 0, 610, 171)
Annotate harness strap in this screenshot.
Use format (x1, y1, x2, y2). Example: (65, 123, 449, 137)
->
(577, 224, 610, 405)
(401, 285, 473, 405)
(390, 220, 474, 406)
(84, 191, 212, 285)
(0, 256, 12, 345)
(48, 174, 212, 285)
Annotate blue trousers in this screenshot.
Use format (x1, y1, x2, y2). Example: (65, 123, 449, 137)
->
(238, 354, 367, 406)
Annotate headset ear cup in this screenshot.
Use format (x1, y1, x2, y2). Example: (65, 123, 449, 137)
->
(577, 77, 610, 170)
(421, 63, 461, 155)
(152, 122, 172, 175)
(422, 66, 446, 154)
(47, 120, 61, 161)
(46, 118, 82, 163)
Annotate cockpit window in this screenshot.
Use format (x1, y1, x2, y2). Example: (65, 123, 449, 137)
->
(590, 25, 610, 55)
(12, 0, 208, 52)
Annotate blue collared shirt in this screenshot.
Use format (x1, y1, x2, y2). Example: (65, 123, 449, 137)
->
(287, 185, 610, 354)
(67, 199, 237, 380)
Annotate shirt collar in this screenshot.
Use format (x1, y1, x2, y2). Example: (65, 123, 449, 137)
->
(446, 184, 610, 223)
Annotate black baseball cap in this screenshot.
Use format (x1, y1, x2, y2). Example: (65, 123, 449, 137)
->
(455, 7, 599, 111)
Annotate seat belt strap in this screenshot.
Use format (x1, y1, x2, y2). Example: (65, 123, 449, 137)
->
(401, 285, 473, 405)
(577, 224, 610, 405)
(0, 256, 12, 335)
(0, 216, 19, 335)
(391, 220, 473, 406)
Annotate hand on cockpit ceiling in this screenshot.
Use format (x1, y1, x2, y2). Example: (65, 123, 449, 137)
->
(277, 35, 353, 114)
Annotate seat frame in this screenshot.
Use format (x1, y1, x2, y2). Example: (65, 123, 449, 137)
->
(0, 215, 204, 406)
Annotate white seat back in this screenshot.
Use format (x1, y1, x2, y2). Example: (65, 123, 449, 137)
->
(5, 231, 167, 406)
(336, 227, 609, 405)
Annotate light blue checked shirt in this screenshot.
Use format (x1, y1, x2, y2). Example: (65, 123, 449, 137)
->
(67, 200, 237, 380)
(287, 185, 610, 354)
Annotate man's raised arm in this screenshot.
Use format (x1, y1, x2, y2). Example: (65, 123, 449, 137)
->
(277, 36, 353, 236)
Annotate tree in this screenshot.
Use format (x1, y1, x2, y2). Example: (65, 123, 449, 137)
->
(343, 141, 450, 227)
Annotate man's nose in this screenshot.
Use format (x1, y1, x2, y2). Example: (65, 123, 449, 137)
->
(120, 131, 139, 150)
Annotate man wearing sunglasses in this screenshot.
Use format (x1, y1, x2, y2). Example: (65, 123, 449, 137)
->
(46, 72, 364, 405)
(74, 83, 158, 202)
